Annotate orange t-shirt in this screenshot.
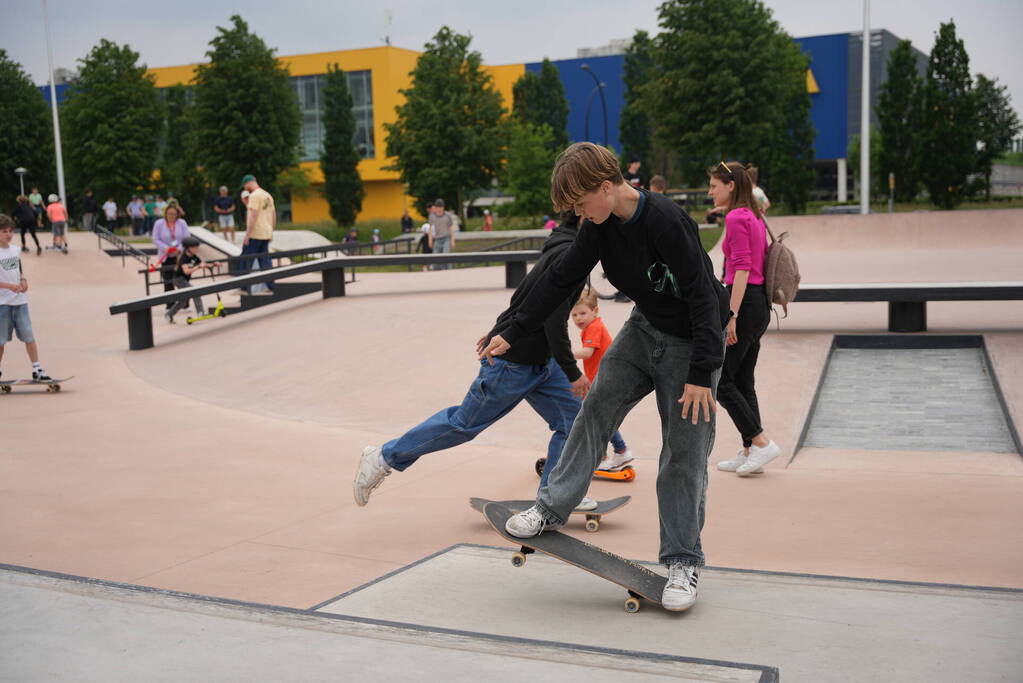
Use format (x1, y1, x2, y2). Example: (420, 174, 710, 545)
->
(46, 203, 67, 222)
(580, 317, 613, 381)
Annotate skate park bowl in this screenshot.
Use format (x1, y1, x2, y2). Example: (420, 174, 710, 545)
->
(2, 209, 1023, 681)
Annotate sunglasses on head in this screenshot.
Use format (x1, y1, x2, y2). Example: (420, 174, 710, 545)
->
(717, 161, 734, 179)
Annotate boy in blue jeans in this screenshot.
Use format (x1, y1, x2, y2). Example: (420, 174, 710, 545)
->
(354, 213, 598, 510)
(0, 215, 53, 383)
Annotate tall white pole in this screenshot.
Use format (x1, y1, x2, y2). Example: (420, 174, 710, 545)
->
(43, 0, 67, 206)
(860, 0, 870, 215)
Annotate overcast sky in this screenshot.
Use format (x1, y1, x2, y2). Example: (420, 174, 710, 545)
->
(3, 0, 1021, 120)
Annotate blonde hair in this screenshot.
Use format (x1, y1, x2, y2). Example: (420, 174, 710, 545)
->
(575, 288, 599, 310)
(550, 143, 624, 212)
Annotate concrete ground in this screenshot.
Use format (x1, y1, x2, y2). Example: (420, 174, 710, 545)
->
(2, 210, 1022, 681)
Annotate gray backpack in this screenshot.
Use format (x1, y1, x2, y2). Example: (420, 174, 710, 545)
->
(763, 221, 800, 318)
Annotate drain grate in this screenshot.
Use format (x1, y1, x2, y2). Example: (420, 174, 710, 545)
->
(803, 337, 1017, 454)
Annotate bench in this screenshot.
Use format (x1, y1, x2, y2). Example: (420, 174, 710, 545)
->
(109, 251, 540, 350)
(794, 281, 1023, 332)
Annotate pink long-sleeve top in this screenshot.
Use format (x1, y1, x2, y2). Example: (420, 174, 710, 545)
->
(721, 207, 768, 285)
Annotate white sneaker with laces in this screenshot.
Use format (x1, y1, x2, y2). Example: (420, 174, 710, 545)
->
(505, 505, 561, 538)
(574, 496, 598, 511)
(662, 562, 699, 611)
(737, 441, 781, 476)
(353, 445, 390, 506)
(599, 449, 635, 471)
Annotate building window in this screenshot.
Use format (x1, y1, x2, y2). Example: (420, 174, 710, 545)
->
(291, 70, 375, 162)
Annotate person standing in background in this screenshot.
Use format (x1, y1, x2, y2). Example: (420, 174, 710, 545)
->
(81, 190, 99, 232)
(483, 209, 493, 231)
(240, 174, 276, 293)
(102, 197, 118, 230)
(400, 208, 413, 234)
(623, 156, 642, 188)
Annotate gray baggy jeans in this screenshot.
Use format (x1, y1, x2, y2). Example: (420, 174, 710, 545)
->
(537, 307, 722, 566)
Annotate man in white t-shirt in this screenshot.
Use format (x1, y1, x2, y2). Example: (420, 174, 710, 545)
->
(0, 214, 52, 382)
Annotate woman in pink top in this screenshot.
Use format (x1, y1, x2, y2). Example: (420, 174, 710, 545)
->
(708, 161, 782, 477)
(151, 204, 190, 300)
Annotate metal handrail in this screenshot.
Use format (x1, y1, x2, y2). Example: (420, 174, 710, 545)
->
(94, 226, 150, 267)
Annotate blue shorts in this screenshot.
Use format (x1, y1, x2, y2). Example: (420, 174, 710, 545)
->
(0, 304, 35, 344)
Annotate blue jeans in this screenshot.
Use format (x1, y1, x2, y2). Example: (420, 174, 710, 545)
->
(240, 238, 273, 292)
(537, 308, 722, 566)
(431, 235, 452, 270)
(382, 357, 582, 488)
(610, 430, 627, 453)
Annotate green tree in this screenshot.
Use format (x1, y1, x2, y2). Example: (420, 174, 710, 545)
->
(877, 40, 924, 202)
(191, 15, 299, 199)
(512, 59, 569, 152)
(920, 21, 976, 209)
(320, 64, 364, 226)
(60, 39, 162, 206)
(0, 51, 54, 210)
(648, 0, 815, 212)
(620, 30, 655, 171)
(386, 27, 506, 217)
(501, 121, 557, 220)
(158, 85, 206, 216)
(973, 74, 1021, 200)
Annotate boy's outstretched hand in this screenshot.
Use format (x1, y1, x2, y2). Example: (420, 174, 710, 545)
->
(478, 334, 510, 365)
(678, 384, 716, 424)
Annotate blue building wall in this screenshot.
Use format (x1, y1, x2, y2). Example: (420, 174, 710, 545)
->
(526, 54, 625, 153)
(790, 34, 849, 160)
(38, 83, 71, 105)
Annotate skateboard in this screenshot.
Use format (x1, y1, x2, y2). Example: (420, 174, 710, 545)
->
(483, 502, 666, 613)
(535, 457, 636, 482)
(469, 495, 630, 532)
(0, 376, 73, 393)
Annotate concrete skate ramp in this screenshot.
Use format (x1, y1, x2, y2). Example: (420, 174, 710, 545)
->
(187, 225, 333, 258)
(761, 208, 1023, 282)
(0, 563, 777, 682)
(319, 545, 1023, 683)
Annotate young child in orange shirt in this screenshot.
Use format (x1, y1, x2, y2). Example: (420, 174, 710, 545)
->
(571, 289, 634, 470)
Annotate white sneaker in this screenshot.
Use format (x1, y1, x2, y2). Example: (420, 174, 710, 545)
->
(661, 562, 699, 611)
(574, 496, 598, 512)
(353, 445, 390, 506)
(737, 441, 782, 476)
(505, 505, 561, 538)
(599, 449, 635, 471)
(716, 451, 748, 472)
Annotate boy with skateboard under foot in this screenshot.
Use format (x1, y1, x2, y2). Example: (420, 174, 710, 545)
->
(353, 212, 599, 510)
(479, 143, 730, 612)
(0, 215, 54, 383)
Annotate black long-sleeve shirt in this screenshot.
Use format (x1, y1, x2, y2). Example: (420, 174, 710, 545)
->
(501, 190, 729, 387)
(485, 223, 584, 382)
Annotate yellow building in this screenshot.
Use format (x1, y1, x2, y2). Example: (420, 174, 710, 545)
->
(148, 47, 523, 223)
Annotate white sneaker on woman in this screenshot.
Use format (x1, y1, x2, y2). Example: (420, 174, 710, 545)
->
(737, 441, 781, 476)
(662, 562, 699, 611)
(716, 451, 747, 472)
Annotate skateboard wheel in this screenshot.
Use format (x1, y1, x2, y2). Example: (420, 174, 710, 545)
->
(625, 597, 641, 613)
(511, 552, 527, 568)
(534, 458, 546, 478)
(46, 385, 56, 393)
(585, 519, 600, 533)
(1, 386, 10, 394)
(53, 384, 61, 392)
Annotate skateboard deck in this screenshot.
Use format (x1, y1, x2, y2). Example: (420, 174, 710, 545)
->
(535, 457, 636, 482)
(0, 376, 73, 393)
(483, 502, 666, 612)
(469, 495, 630, 532)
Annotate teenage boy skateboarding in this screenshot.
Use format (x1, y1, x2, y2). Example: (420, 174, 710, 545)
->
(479, 143, 730, 611)
(0, 215, 54, 383)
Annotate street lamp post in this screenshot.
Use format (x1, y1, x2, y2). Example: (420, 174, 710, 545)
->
(583, 83, 606, 143)
(14, 168, 28, 196)
(42, 0, 67, 206)
(580, 64, 609, 147)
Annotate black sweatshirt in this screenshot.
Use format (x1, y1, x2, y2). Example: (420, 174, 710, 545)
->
(485, 223, 584, 383)
(501, 190, 729, 387)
